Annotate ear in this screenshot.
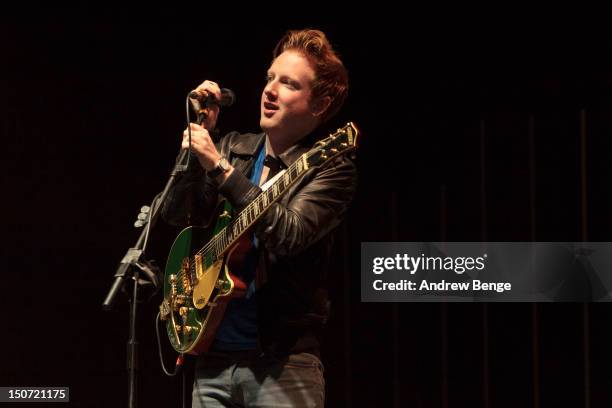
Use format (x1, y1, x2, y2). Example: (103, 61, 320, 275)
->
(310, 96, 332, 118)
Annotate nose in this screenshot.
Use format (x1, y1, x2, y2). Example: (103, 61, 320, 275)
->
(264, 80, 278, 101)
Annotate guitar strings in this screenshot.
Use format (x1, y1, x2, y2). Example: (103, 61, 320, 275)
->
(194, 146, 319, 259)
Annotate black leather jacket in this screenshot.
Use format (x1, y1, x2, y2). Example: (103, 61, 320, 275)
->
(162, 131, 358, 353)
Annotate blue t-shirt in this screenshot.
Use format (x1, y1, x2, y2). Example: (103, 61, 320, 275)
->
(212, 144, 266, 350)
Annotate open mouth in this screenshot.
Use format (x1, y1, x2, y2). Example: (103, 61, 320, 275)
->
(264, 101, 279, 110)
(263, 101, 279, 117)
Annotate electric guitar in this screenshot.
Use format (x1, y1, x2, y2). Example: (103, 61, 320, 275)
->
(159, 122, 359, 354)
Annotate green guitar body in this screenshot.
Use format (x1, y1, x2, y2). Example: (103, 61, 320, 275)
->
(160, 201, 247, 354)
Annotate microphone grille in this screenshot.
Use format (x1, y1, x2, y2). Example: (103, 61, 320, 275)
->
(220, 88, 236, 107)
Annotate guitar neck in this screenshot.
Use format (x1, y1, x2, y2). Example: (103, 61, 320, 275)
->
(205, 154, 311, 259)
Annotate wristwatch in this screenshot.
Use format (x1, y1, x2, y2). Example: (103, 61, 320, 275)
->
(207, 156, 231, 178)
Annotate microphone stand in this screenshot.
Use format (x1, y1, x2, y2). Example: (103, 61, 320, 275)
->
(102, 95, 210, 408)
(102, 149, 189, 408)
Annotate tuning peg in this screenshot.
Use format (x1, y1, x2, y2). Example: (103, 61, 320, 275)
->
(134, 205, 151, 228)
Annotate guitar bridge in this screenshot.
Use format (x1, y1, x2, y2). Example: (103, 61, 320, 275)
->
(181, 257, 193, 294)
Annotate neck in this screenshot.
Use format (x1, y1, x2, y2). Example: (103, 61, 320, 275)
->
(265, 132, 302, 157)
(264, 121, 320, 156)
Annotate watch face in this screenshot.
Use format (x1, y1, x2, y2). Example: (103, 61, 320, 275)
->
(219, 157, 230, 171)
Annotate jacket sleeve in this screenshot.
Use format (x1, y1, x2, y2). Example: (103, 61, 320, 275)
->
(160, 160, 219, 226)
(218, 156, 358, 256)
(161, 131, 238, 226)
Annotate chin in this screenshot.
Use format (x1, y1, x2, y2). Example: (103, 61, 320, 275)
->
(259, 120, 268, 132)
(260, 118, 274, 133)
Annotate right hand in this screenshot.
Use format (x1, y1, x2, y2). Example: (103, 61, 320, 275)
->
(182, 123, 220, 172)
(181, 122, 235, 182)
(190, 79, 222, 130)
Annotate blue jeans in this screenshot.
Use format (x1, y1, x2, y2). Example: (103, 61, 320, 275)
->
(192, 350, 325, 407)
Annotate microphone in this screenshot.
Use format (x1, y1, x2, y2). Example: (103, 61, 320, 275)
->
(189, 88, 236, 107)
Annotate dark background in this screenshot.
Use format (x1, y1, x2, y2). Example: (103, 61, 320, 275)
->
(2, 18, 612, 407)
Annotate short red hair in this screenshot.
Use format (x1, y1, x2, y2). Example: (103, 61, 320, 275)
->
(273, 29, 349, 123)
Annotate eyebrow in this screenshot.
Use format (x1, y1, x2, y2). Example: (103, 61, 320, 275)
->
(267, 71, 302, 89)
(281, 75, 302, 89)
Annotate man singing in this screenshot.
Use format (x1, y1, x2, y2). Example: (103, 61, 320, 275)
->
(163, 28, 357, 407)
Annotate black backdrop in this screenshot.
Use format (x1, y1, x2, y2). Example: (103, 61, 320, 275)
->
(3, 20, 612, 407)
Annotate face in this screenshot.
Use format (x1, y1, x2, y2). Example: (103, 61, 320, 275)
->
(260, 50, 321, 142)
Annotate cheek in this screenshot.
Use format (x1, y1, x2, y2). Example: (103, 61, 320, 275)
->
(280, 89, 300, 105)
(283, 94, 310, 114)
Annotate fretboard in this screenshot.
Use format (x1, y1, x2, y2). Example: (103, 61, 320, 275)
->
(200, 154, 311, 260)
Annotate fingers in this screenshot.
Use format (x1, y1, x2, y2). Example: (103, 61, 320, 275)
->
(190, 80, 221, 131)
(181, 138, 190, 150)
(182, 123, 206, 138)
(182, 123, 212, 149)
(180, 122, 220, 171)
(193, 80, 222, 102)
(189, 122, 205, 131)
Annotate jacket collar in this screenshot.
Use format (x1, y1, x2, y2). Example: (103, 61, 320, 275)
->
(230, 132, 314, 169)
(277, 138, 312, 168)
(230, 132, 265, 156)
